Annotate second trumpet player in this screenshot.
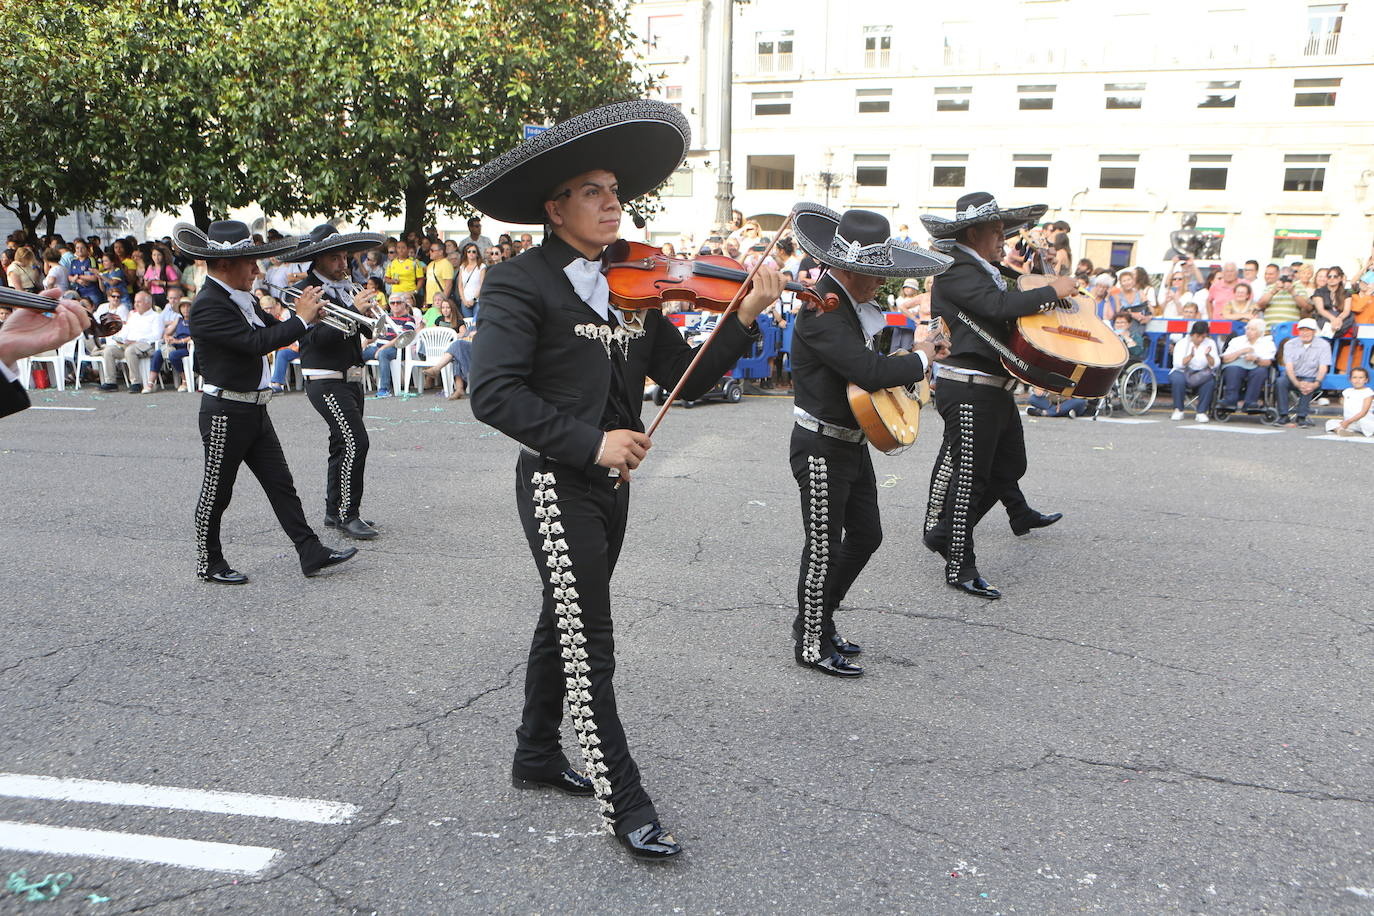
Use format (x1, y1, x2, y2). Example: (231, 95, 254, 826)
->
(287, 224, 388, 540)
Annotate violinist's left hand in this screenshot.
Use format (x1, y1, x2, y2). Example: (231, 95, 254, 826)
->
(736, 264, 784, 326)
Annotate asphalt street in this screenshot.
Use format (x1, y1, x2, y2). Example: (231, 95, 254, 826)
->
(0, 382, 1371, 915)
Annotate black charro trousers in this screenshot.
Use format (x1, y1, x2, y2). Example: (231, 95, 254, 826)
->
(304, 378, 369, 521)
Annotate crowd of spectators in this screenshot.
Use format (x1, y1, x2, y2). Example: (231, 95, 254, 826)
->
(3, 213, 1372, 435)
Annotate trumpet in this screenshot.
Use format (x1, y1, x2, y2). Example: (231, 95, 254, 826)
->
(281, 283, 378, 334)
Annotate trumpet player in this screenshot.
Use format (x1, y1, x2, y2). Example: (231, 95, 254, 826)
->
(287, 224, 387, 540)
(176, 220, 358, 584)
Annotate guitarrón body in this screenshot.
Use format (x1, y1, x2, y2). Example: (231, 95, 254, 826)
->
(1009, 274, 1127, 398)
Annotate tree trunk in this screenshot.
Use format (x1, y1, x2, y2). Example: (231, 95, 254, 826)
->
(44, 211, 58, 237)
(11, 194, 43, 243)
(402, 177, 429, 240)
(190, 196, 211, 231)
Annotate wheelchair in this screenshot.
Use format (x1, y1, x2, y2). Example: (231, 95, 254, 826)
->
(1096, 361, 1156, 417)
(1210, 364, 1281, 426)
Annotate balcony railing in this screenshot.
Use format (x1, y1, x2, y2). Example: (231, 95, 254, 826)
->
(1304, 31, 1341, 55)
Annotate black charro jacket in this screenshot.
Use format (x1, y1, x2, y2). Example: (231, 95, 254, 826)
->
(291, 270, 365, 372)
(1, 378, 28, 419)
(469, 233, 758, 469)
(931, 246, 1059, 377)
(189, 278, 309, 391)
(789, 272, 928, 430)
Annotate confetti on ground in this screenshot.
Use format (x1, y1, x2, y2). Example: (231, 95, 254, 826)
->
(6, 869, 73, 902)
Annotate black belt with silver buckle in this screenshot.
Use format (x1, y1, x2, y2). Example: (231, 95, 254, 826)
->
(208, 388, 273, 405)
(935, 368, 1018, 391)
(795, 417, 866, 443)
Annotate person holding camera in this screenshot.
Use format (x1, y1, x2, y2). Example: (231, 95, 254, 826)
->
(1256, 268, 1312, 330)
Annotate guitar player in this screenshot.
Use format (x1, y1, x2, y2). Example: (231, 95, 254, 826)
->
(786, 204, 949, 678)
(918, 193, 1077, 600)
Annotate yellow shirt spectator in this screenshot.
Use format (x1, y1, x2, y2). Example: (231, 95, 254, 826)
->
(424, 248, 455, 305)
(385, 245, 424, 295)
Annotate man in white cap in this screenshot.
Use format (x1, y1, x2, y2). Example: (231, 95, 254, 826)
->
(1277, 317, 1330, 427)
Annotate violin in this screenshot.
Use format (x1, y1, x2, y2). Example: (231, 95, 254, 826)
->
(601, 240, 832, 312)
(0, 287, 116, 335)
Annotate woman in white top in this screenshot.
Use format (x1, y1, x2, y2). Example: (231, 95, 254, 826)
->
(1169, 320, 1219, 421)
(1326, 366, 1374, 437)
(455, 243, 485, 322)
(1219, 317, 1276, 410)
(1159, 271, 1207, 319)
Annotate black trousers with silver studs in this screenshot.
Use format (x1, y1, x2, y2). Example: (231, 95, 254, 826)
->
(511, 451, 657, 837)
(304, 378, 369, 522)
(789, 424, 883, 663)
(924, 381, 1027, 583)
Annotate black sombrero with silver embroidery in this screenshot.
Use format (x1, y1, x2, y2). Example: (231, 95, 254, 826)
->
(288, 224, 386, 262)
(791, 202, 951, 279)
(919, 192, 1048, 242)
(453, 100, 690, 225)
(172, 220, 301, 260)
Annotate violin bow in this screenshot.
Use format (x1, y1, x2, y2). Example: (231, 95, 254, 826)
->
(645, 213, 794, 436)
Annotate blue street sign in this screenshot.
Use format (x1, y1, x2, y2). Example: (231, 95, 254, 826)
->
(523, 124, 549, 141)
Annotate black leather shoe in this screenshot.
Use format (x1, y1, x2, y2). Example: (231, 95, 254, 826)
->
(199, 568, 249, 585)
(512, 767, 594, 796)
(1010, 511, 1062, 537)
(617, 821, 682, 860)
(324, 514, 376, 529)
(830, 634, 862, 657)
(302, 547, 358, 577)
(796, 652, 864, 677)
(338, 517, 379, 540)
(950, 577, 1001, 600)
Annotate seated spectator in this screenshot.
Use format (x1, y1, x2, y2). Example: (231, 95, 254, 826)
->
(1256, 269, 1311, 329)
(1159, 271, 1206, 318)
(98, 252, 131, 305)
(1326, 367, 1374, 437)
(1276, 317, 1331, 428)
(6, 246, 43, 293)
(1218, 318, 1276, 410)
(426, 296, 460, 330)
(1220, 282, 1256, 320)
(152, 298, 193, 391)
(1311, 266, 1353, 340)
(1025, 387, 1094, 418)
(1089, 273, 1115, 322)
(1169, 319, 1219, 422)
(94, 289, 130, 327)
(363, 292, 417, 398)
(40, 247, 69, 292)
(421, 318, 477, 400)
(1206, 261, 1240, 316)
(1111, 313, 1144, 363)
(1073, 258, 1094, 283)
(97, 291, 162, 392)
(1109, 268, 1152, 328)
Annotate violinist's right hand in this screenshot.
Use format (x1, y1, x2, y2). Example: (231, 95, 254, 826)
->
(597, 428, 652, 481)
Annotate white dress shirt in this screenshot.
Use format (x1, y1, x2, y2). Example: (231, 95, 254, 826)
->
(119, 307, 165, 346)
(203, 274, 307, 393)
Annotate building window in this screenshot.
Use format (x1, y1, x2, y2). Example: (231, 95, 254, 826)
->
(1305, 3, 1345, 55)
(752, 91, 792, 117)
(1104, 82, 1145, 109)
(935, 86, 971, 112)
(1272, 229, 1320, 259)
(854, 154, 889, 187)
(1283, 154, 1329, 191)
(863, 25, 892, 68)
(1188, 154, 1231, 191)
(1098, 154, 1138, 190)
(746, 155, 794, 190)
(663, 86, 683, 111)
(1199, 80, 1239, 108)
(931, 154, 967, 188)
(1017, 84, 1055, 111)
(1013, 154, 1050, 188)
(1294, 77, 1339, 106)
(663, 168, 693, 197)
(756, 30, 794, 73)
(645, 15, 685, 59)
(856, 88, 891, 114)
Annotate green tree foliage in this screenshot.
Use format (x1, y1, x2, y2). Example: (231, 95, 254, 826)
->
(227, 0, 648, 235)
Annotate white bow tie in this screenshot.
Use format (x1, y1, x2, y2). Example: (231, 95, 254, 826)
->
(563, 258, 613, 323)
(229, 288, 264, 327)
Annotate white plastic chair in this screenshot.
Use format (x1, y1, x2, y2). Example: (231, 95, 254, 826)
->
(182, 340, 201, 392)
(74, 334, 103, 389)
(364, 338, 418, 394)
(403, 327, 457, 395)
(19, 338, 77, 390)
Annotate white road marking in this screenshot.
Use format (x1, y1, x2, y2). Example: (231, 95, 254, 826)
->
(28, 406, 96, 411)
(0, 773, 357, 824)
(1179, 424, 1283, 435)
(0, 821, 278, 875)
(1093, 417, 1158, 424)
(1307, 434, 1374, 444)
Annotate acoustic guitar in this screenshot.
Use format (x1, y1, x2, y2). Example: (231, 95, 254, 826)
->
(1007, 274, 1127, 398)
(847, 320, 944, 455)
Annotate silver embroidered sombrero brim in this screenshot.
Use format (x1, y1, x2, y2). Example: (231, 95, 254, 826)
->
(920, 198, 1048, 240)
(173, 222, 301, 260)
(791, 202, 951, 279)
(288, 228, 387, 262)
(453, 100, 690, 225)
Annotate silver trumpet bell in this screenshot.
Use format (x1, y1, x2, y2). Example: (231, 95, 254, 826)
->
(281, 284, 377, 334)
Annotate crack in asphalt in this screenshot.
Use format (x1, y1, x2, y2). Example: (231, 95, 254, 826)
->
(1051, 753, 1374, 804)
(874, 606, 1217, 678)
(0, 640, 105, 679)
(382, 661, 524, 759)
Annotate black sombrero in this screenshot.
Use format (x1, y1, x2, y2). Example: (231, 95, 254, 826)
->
(172, 220, 300, 260)
(920, 192, 1048, 243)
(791, 203, 951, 279)
(453, 100, 690, 225)
(288, 224, 386, 262)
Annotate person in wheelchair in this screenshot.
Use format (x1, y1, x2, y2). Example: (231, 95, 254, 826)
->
(1025, 387, 1097, 418)
(1111, 312, 1144, 363)
(1169, 320, 1219, 422)
(1218, 317, 1276, 412)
